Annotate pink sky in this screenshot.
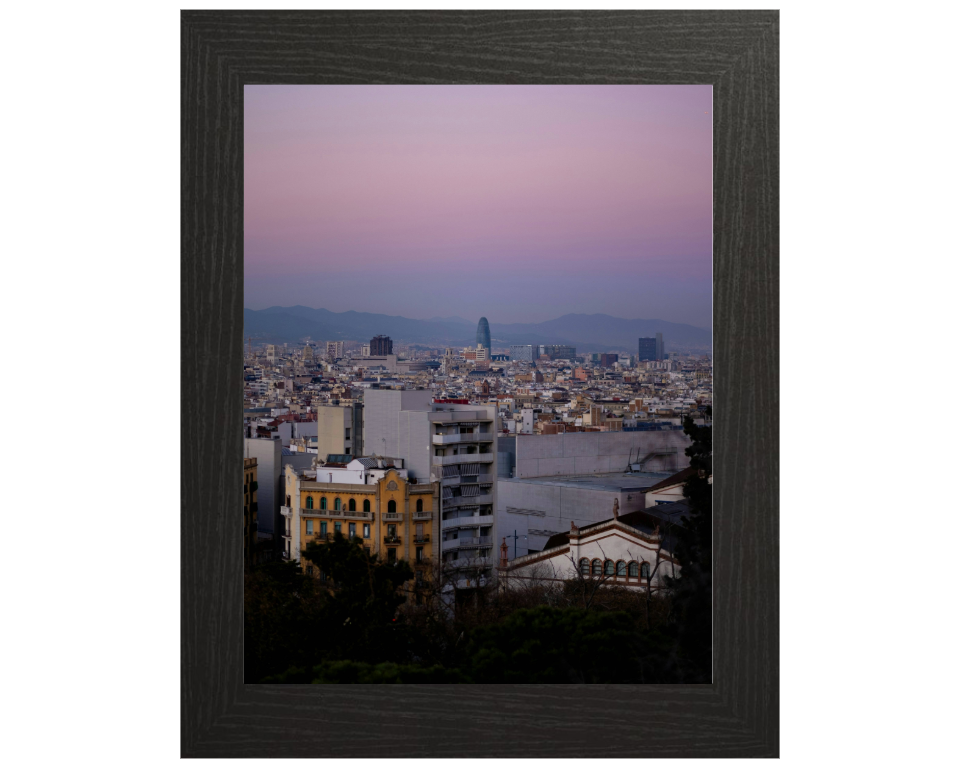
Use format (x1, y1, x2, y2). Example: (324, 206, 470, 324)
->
(245, 85, 712, 327)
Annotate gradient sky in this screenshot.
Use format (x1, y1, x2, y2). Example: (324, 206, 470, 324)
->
(245, 85, 712, 328)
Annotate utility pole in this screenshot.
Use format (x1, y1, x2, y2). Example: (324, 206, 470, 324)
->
(505, 530, 527, 560)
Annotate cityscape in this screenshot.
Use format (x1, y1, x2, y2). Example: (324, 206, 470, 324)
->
(243, 85, 713, 684)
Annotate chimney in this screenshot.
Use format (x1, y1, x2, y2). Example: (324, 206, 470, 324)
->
(499, 538, 508, 568)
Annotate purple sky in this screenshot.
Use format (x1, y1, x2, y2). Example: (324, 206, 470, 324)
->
(245, 85, 712, 328)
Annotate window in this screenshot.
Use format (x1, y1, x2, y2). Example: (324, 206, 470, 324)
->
(363, 523, 370, 539)
(320, 521, 327, 536)
(363, 499, 370, 512)
(387, 548, 397, 563)
(306, 566, 313, 576)
(388, 500, 397, 515)
(305, 496, 314, 509)
(387, 524, 397, 538)
(416, 523, 424, 539)
(592, 559, 602, 576)
(580, 558, 590, 575)
(628, 561, 639, 577)
(348, 498, 356, 512)
(306, 520, 313, 535)
(604, 560, 615, 576)
(348, 522, 356, 539)
(364, 546, 371, 556)
(616, 560, 626, 577)
(334, 522, 342, 534)
(416, 546, 424, 562)
(285, 495, 291, 507)
(320, 497, 327, 510)
(416, 498, 423, 513)
(640, 562, 651, 580)
(334, 497, 342, 511)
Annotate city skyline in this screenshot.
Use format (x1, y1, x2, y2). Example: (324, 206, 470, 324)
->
(245, 85, 712, 328)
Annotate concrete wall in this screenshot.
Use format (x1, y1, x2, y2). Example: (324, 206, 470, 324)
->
(363, 389, 432, 460)
(244, 437, 282, 537)
(514, 430, 690, 479)
(497, 478, 647, 557)
(316, 405, 349, 457)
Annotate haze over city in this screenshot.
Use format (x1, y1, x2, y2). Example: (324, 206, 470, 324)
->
(244, 85, 712, 329)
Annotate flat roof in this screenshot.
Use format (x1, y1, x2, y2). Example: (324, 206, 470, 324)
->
(499, 470, 674, 493)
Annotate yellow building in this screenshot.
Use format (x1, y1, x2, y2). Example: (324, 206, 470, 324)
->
(243, 457, 258, 567)
(281, 460, 439, 593)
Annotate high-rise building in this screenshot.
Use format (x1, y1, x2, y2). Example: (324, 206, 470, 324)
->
(370, 335, 393, 356)
(316, 403, 364, 458)
(600, 353, 619, 368)
(538, 344, 576, 360)
(510, 344, 534, 363)
(244, 457, 259, 567)
(638, 337, 661, 361)
(364, 389, 498, 586)
(656, 332, 664, 362)
(326, 341, 344, 359)
(476, 317, 491, 351)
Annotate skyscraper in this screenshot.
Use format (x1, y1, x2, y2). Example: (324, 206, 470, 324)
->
(369, 335, 393, 355)
(639, 333, 665, 362)
(476, 317, 491, 351)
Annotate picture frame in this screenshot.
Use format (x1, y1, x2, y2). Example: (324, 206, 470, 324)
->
(181, 9, 778, 758)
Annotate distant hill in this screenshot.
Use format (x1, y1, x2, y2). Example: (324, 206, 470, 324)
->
(243, 306, 711, 353)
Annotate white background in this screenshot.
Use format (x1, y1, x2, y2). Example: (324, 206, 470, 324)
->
(2, 1, 956, 766)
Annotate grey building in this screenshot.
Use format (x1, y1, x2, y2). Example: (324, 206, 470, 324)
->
(495, 429, 692, 557)
(476, 317, 491, 351)
(510, 344, 535, 363)
(538, 344, 576, 360)
(244, 437, 283, 543)
(364, 389, 498, 583)
(316, 403, 363, 457)
(639, 332, 664, 362)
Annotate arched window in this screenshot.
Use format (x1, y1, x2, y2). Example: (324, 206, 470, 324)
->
(628, 561, 639, 578)
(616, 560, 627, 577)
(604, 560, 615, 576)
(580, 558, 590, 575)
(334, 498, 341, 511)
(363, 499, 370, 512)
(320, 497, 327, 510)
(592, 559, 602, 576)
(416, 498, 423, 512)
(305, 496, 314, 509)
(388, 500, 397, 515)
(348, 498, 356, 512)
(640, 562, 651, 580)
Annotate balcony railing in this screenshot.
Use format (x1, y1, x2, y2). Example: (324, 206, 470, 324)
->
(429, 411, 493, 424)
(431, 433, 495, 445)
(384, 536, 402, 545)
(413, 535, 430, 543)
(441, 472, 494, 486)
(300, 508, 372, 520)
(412, 512, 433, 521)
(443, 493, 493, 508)
(281, 506, 293, 517)
(432, 453, 494, 466)
(382, 513, 402, 521)
(442, 514, 494, 530)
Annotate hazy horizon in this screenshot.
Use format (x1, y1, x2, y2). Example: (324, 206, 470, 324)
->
(245, 85, 712, 327)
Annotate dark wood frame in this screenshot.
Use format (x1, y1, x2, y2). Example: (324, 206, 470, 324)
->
(182, 10, 778, 758)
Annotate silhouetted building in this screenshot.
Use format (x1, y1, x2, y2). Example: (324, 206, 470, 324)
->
(600, 353, 619, 367)
(638, 335, 664, 362)
(476, 317, 491, 351)
(370, 335, 393, 356)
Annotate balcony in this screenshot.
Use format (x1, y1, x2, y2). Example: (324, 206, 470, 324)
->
(431, 433, 494, 445)
(281, 506, 293, 517)
(441, 472, 494, 486)
(429, 411, 493, 424)
(457, 536, 493, 548)
(384, 536, 402, 545)
(300, 507, 372, 520)
(412, 512, 433, 521)
(432, 453, 494, 467)
(413, 535, 430, 544)
(382, 513, 402, 521)
(442, 514, 493, 530)
(443, 493, 493, 508)
(282, 530, 291, 539)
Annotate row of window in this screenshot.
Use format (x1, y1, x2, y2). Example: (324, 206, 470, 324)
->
(579, 558, 651, 579)
(303, 497, 425, 513)
(304, 521, 427, 539)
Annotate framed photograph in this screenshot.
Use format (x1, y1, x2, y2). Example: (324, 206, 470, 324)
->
(182, 10, 778, 758)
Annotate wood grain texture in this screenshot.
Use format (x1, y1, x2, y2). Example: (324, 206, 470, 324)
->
(181, 10, 778, 758)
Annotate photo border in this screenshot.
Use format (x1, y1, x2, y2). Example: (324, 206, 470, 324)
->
(181, 9, 778, 758)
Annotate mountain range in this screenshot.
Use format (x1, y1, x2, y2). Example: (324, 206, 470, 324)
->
(243, 306, 712, 353)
